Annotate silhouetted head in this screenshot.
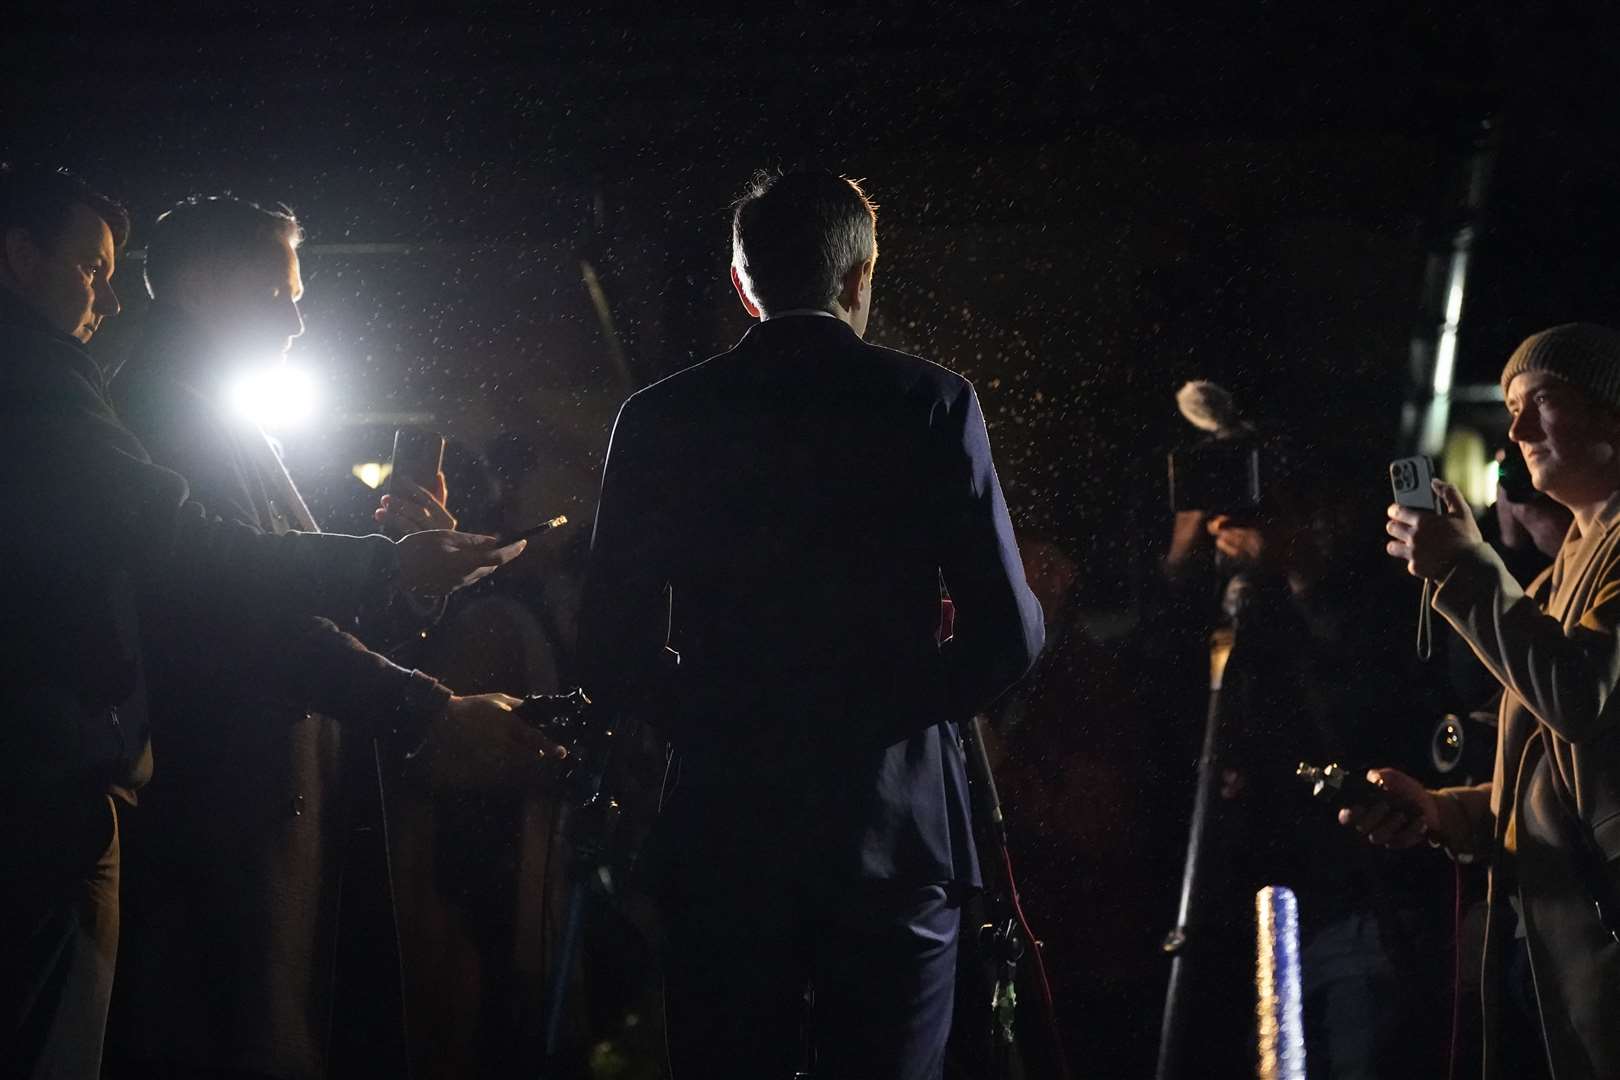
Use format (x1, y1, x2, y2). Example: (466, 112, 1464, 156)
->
(144, 195, 305, 363)
(0, 164, 128, 342)
(729, 170, 878, 337)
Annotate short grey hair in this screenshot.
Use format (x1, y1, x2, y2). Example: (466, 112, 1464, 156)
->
(731, 170, 877, 314)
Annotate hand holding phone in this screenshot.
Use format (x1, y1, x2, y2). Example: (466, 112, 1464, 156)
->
(1385, 459, 1483, 580)
(1389, 455, 1439, 513)
(389, 429, 446, 498)
(380, 429, 448, 538)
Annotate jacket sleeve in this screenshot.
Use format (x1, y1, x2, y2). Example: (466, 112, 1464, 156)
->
(1434, 540, 1620, 745)
(225, 613, 451, 738)
(1433, 782, 1496, 862)
(115, 371, 395, 627)
(932, 381, 1045, 714)
(12, 353, 397, 624)
(575, 397, 674, 718)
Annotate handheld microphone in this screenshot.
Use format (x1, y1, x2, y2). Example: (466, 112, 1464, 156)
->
(504, 514, 568, 544)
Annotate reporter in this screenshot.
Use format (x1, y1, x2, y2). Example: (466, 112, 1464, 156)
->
(1356, 323, 1620, 1080)
(104, 193, 550, 1080)
(0, 167, 538, 1079)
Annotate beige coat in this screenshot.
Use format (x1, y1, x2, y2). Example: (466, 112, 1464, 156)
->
(1433, 491, 1620, 1080)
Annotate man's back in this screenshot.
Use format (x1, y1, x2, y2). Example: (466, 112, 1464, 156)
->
(580, 314, 1043, 883)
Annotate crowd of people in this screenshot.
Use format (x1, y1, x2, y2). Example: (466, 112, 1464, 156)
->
(3, 160, 1618, 1080)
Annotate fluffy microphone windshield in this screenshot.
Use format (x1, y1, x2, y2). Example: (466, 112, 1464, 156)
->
(1176, 380, 1249, 439)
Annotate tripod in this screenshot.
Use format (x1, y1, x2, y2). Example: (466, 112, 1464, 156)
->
(510, 689, 634, 1077)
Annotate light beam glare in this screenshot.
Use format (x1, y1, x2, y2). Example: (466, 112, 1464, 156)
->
(226, 365, 320, 431)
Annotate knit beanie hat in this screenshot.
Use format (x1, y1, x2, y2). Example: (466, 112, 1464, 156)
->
(1500, 323, 1620, 409)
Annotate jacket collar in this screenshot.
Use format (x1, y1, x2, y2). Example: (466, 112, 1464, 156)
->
(0, 287, 108, 390)
(0, 287, 82, 347)
(1585, 489, 1620, 539)
(736, 312, 861, 350)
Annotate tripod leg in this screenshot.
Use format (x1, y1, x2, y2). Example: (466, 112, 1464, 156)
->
(541, 876, 591, 1062)
(1155, 628, 1236, 1080)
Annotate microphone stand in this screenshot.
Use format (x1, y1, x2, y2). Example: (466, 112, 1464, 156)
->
(1154, 573, 1248, 1080)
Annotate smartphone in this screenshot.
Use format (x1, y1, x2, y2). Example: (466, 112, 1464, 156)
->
(388, 429, 446, 498)
(1389, 455, 1438, 512)
(1496, 444, 1536, 502)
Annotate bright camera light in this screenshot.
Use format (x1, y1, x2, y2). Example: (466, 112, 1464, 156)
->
(226, 365, 319, 430)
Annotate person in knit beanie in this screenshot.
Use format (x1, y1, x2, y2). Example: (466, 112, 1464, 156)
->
(1499, 322, 1620, 413)
(1348, 323, 1620, 1079)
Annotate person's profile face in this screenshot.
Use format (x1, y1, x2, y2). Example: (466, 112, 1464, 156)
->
(205, 236, 305, 362)
(1506, 371, 1615, 497)
(15, 202, 121, 342)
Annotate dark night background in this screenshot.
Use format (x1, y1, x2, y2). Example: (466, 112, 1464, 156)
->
(10, 3, 1620, 1076)
(15, 2, 1620, 599)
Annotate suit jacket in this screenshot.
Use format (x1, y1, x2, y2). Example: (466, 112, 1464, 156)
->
(0, 294, 404, 815)
(105, 306, 438, 1079)
(577, 314, 1044, 887)
(1433, 491, 1620, 1080)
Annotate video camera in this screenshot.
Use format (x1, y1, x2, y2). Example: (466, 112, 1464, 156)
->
(1167, 439, 1266, 514)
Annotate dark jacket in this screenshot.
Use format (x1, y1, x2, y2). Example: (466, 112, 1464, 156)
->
(577, 314, 1044, 886)
(0, 293, 410, 818)
(105, 305, 436, 1079)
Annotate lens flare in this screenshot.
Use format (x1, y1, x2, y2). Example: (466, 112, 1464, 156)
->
(226, 366, 319, 430)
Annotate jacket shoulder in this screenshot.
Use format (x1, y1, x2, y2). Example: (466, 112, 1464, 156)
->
(621, 333, 974, 416)
(856, 339, 974, 403)
(0, 324, 112, 415)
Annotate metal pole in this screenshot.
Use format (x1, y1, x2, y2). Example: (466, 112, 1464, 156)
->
(1154, 625, 1237, 1080)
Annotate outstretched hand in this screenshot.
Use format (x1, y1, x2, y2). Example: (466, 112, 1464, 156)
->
(395, 530, 526, 596)
(423, 692, 568, 790)
(1385, 479, 1482, 579)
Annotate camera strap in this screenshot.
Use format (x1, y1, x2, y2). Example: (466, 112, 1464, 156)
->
(1416, 580, 1435, 662)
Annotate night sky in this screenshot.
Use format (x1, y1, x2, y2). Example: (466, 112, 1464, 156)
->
(9, 3, 1618, 594)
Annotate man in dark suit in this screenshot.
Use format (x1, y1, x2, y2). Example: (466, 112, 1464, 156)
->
(576, 170, 1044, 1079)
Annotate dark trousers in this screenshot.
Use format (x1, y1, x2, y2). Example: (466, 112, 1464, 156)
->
(662, 865, 961, 1080)
(2, 794, 120, 1080)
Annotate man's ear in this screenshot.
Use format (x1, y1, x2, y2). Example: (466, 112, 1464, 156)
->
(730, 264, 762, 319)
(3, 226, 41, 283)
(838, 258, 874, 315)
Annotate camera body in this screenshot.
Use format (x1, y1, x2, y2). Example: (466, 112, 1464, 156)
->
(1167, 440, 1264, 514)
